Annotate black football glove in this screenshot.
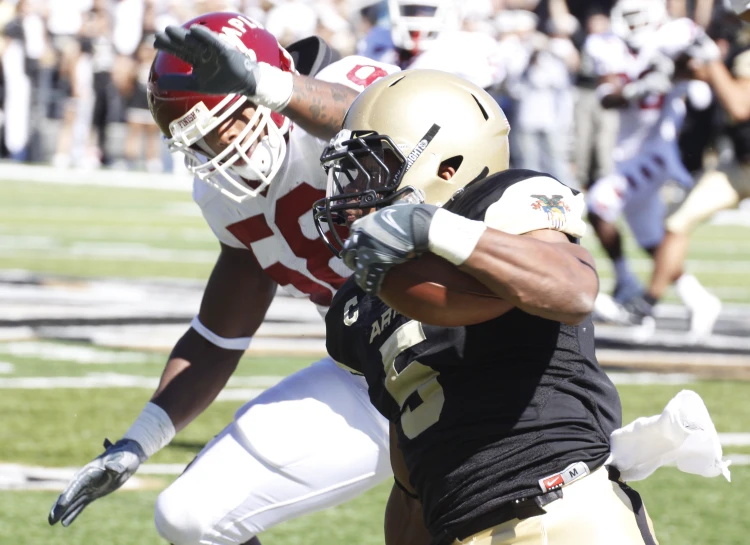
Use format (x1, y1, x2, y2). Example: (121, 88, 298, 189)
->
(154, 24, 261, 95)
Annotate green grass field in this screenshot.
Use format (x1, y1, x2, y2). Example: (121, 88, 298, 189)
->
(0, 345, 746, 545)
(1, 178, 748, 544)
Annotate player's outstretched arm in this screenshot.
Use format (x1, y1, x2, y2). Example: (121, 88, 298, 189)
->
(49, 243, 277, 527)
(149, 243, 276, 429)
(153, 24, 358, 140)
(283, 74, 358, 140)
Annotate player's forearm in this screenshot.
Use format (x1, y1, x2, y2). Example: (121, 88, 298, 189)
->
(150, 328, 244, 432)
(281, 75, 359, 140)
(597, 74, 629, 109)
(705, 61, 750, 122)
(598, 87, 628, 109)
(459, 231, 597, 325)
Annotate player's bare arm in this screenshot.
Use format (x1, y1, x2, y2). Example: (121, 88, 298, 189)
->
(385, 423, 431, 545)
(342, 203, 596, 326)
(702, 59, 750, 122)
(153, 24, 357, 140)
(597, 74, 630, 109)
(49, 243, 276, 527)
(458, 229, 597, 325)
(151, 243, 277, 430)
(598, 71, 672, 109)
(284, 75, 359, 139)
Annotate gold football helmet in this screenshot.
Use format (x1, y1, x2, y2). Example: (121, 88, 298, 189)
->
(314, 69, 511, 255)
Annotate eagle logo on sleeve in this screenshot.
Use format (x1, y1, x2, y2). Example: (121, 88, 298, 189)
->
(530, 195, 571, 230)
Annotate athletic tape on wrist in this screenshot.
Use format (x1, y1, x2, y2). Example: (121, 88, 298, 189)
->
(427, 208, 487, 266)
(621, 81, 643, 102)
(122, 402, 176, 459)
(251, 62, 294, 111)
(190, 316, 253, 351)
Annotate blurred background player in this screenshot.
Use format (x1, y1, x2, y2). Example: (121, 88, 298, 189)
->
(49, 12, 401, 545)
(638, 11, 750, 337)
(113, 34, 164, 172)
(584, 0, 719, 325)
(364, 0, 506, 90)
(498, 7, 579, 186)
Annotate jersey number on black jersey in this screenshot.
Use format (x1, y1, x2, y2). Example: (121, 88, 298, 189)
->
(382, 320, 445, 438)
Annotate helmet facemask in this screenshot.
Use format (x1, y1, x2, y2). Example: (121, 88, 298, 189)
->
(167, 94, 290, 203)
(313, 130, 426, 256)
(611, 0, 668, 51)
(388, 0, 459, 55)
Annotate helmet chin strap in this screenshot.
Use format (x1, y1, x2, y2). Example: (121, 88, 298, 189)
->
(232, 140, 274, 180)
(196, 133, 280, 181)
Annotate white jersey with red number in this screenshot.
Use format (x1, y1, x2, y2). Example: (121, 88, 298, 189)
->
(194, 56, 399, 314)
(587, 18, 703, 161)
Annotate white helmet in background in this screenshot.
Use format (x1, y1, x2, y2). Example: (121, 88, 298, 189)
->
(387, 0, 460, 53)
(611, 0, 668, 50)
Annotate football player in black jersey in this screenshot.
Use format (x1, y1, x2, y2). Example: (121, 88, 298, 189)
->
(314, 70, 659, 545)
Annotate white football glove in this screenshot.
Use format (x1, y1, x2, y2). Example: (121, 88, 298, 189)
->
(622, 71, 673, 101)
(686, 28, 721, 63)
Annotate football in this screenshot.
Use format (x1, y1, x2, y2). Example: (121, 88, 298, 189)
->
(379, 253, 514, 327)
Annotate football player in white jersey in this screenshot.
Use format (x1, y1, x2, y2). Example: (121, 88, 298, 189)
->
(584, 0, 720, 322)
(49, 12, 401, 545)
(377, 0, 506, 90)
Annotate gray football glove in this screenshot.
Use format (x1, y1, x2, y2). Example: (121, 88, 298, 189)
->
(342, 204, 438, 295)
(622, 70, 673, 101)
(48, 438, 146, 527)
(686, 28, 721, 63)
(154, 24, 260, 95)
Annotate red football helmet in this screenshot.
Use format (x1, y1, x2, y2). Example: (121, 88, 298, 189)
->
(148, 12, 295, 201)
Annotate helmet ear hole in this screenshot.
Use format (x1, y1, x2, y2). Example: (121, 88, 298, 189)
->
(440, 155, 463, 173)
(438, 156, 462, 180)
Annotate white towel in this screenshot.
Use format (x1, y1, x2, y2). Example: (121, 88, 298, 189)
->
(606, 389, 731, 482)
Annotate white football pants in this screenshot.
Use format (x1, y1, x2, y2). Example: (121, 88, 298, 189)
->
(154, 358, 392, 545)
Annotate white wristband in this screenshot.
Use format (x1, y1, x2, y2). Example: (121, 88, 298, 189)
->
(427, 208, 487, 266)
(122, 402, 176, 459)
(252, 62, 294, 111)
(191, 315, 253, 351)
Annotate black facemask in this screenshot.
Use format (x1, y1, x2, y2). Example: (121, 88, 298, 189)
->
(313, 131, 418, 257)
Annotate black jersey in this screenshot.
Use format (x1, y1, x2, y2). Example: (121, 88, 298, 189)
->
(725, 45, 750, 164)
(326, 170, 621, 541)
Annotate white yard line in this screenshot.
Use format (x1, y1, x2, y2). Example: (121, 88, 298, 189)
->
(0, 163, 192, 190)
(0, 373, 283, 391)
(0, 342, 152, 364)
(718, 433, 750, 447)
(606, 371, 697, 385)
(0, 244, 217, 264)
